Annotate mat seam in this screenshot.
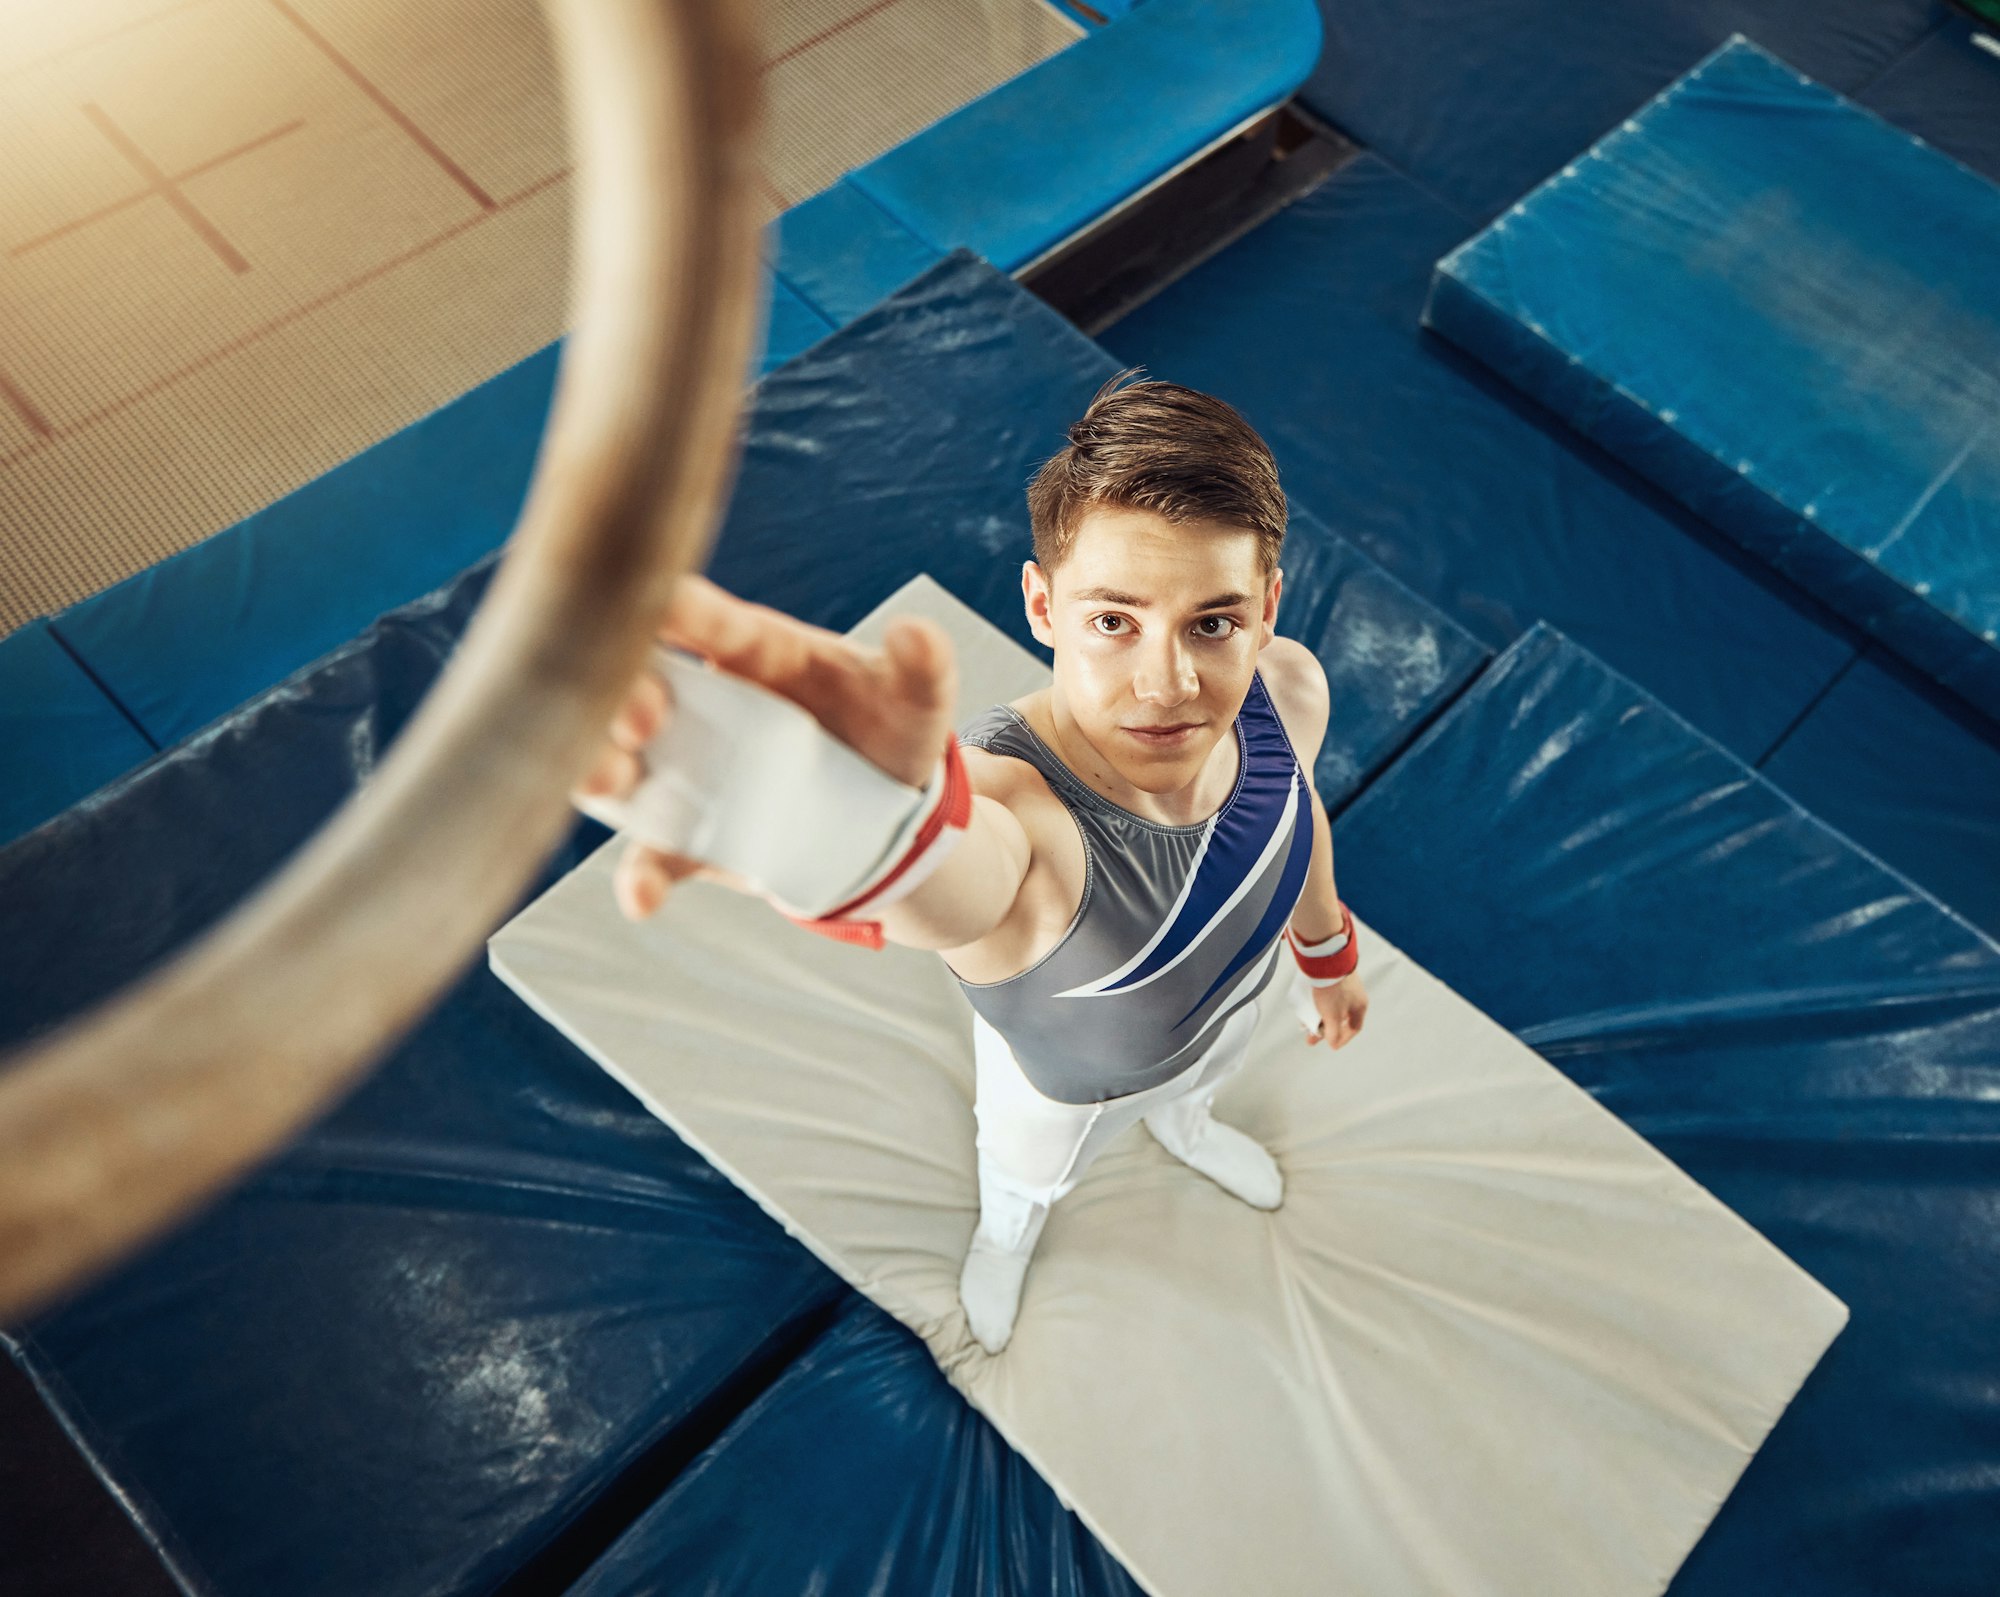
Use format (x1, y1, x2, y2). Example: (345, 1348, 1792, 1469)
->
(44, 622, 161, 753)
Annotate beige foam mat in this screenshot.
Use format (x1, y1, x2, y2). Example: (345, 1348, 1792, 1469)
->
(489, 576, 1850, 1597)
(0, 0, 1078, 637)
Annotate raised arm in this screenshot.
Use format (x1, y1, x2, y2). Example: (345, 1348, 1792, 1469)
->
(573, 575, 1032, 952)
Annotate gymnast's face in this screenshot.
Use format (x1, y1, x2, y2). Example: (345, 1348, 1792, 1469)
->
(1023, 505, 1280, 796)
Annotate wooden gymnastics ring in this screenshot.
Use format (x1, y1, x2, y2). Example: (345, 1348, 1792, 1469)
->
(0, 0, 765, 1321)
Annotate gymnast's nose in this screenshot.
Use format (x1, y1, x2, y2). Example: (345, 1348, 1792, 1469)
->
(1132, 630, 1199, 708)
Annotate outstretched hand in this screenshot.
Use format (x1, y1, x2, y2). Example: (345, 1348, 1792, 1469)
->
(571, 575, 959, 920)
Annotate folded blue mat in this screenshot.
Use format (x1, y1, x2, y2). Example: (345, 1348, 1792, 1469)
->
(1426, 38, 2000, 723)
(563, 621, 2000, 1597)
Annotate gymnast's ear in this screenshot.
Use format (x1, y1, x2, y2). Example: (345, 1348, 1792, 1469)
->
(1022, 559, 1057, 650)
(1261, 566, 1283, 648)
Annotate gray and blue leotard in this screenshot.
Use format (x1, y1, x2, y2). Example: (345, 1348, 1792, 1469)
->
(956, 673, 1312, 1104)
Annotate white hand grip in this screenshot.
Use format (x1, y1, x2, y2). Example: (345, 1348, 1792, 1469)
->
(577, 645, 927, 918)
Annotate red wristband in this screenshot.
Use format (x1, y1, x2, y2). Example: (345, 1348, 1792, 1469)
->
(1285, 901, 1358, 984)
(785, 733, 972, 952)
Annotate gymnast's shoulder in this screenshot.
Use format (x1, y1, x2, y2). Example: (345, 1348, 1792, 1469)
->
(1256, 637, 1330, 768)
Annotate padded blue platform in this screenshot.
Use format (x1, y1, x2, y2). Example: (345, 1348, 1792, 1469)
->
(0, 249, 1488, 1596)
(849, 0, 1320, 271)
(1297, 0, 1942, 223)
(1425, 38, 2000, 723)
(567, 621, 2000, 1597)
(1099, 155, 1857, 767)
(0, 620, 154, 846)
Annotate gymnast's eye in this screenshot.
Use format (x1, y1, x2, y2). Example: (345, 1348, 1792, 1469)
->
(1091, 613, 1131, 636)
(1192, 616, 1240, 640)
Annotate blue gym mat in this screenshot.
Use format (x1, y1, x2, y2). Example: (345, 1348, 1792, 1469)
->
(568, 1296, 1145, 1597)
(1425, 38, 2000, 724)
(1762, 645, 2000, 941)
(558, 621, 2000, 1597)
(0, 565, 849, 1597)
(1098, 154, 1858, 767)
(0, 250, 1484, 1596)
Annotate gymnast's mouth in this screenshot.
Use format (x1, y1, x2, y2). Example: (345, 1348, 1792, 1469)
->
(1123, 722, 1202, 744)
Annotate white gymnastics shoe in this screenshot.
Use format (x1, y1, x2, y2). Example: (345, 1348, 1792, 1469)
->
(1144, 1100, 1284, 1211)
(959, 1202, 1049, 1354)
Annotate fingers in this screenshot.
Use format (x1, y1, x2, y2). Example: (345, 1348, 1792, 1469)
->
(611, 669, 669, 752)
(613, 842, 705, 921)
(881, 615, 958, 721)
(660, 575, 832, 700)
(575, 743, 643, 803)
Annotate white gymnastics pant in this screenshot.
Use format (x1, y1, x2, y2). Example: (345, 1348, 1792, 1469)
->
(970, 996, 1265, 1252)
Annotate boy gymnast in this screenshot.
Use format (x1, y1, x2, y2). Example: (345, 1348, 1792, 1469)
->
(574, 371, 1368, 1353)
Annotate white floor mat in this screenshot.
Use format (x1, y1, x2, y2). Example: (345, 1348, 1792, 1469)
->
(489, 576, 1848, 1597)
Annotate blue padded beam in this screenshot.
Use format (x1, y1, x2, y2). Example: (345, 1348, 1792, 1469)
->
(50, 345, 558, 752)
(0, 621, 154, 849)
(1425, 38, 2000, 722)
(761, 270, 837, 373)
(848, 0, 1322, 271)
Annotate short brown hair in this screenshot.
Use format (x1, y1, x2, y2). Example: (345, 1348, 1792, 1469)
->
(1026, 368, 1287, 575)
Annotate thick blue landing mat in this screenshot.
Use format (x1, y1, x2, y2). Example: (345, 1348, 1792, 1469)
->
(704, 250, 1489, 810)
(1098, 156, 1856, 766)
(0, 565, 849, 1597)
(1297, 0, 1945, 222)
(1427, 38, 2000, 724)
(569, 1297, 1144, 1597)
(1333, 624, 2000, 1597)
(1762, 645, 2000, 944)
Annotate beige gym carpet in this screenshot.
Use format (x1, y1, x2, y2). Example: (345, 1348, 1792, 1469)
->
(0, 0, 1080, 635)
